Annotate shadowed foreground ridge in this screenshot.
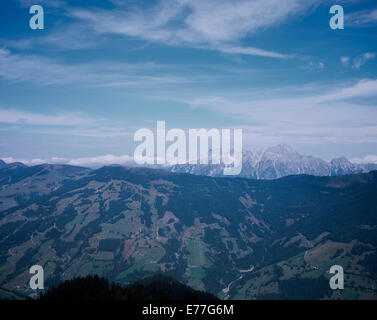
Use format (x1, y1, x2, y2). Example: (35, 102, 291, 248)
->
(39, 274, 218, 300)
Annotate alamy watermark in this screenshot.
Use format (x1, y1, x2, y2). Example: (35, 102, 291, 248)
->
(29, 265, 44, 290)
(133, 121, 243, 175)
(29, 5, 44, 30)
(329, 5, 344, 30)
(329, 265, 344, 290)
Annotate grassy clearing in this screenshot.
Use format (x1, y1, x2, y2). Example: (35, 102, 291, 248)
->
(187, 240, 209, 267)
(189, 267, 205, 279)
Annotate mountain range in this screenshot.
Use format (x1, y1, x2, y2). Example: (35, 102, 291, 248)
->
(168, 144, 377, 179)
(1, 145, 377, 181)
(0, 162, 376, 300)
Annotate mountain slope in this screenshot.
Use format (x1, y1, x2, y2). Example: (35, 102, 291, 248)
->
(0, 164, 376, 299)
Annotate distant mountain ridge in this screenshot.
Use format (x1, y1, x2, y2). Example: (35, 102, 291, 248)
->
(1, 145, 376, 180)
(0, 160, 27, 170)
(168, 144, 377, 179)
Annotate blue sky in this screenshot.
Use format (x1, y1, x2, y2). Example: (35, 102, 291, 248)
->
(0, 0, 377, 166)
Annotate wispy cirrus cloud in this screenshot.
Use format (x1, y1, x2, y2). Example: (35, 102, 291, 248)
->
(0, 105, 140, 139)
(0, 107, 96, 126)
(214, 45, 290, 59)
(14, 0, 65, 9)
(178, 78, 377, 145)
(340, 53, 376, 69)
(5, 24, 101, 51)
(68, 0, 315, 58)
(353, 53, 376, 69)
(346, 9, 377, 27)
(187, 78, 377, 111)
(0, 48, 190, 87)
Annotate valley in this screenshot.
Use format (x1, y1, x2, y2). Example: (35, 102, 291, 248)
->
(0, 163, 376, 300)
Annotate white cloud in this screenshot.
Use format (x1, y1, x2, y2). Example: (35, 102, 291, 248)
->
(2, 154, 135, 168)
(0, 48, 190, 87)
(340, 56, 350, 66)
(0, 106, 140, 139)
(351, 155, 377, 164)
(340, 53, 376, 69)
(216, 46, 290, 59)
(176, 0, 308, 42)
(320, 78, 377, 101)
(179, 79, 377, 145)
(346, 9, 377, 27)
(307, 61, 324, 70)
(67, 154, 134, 167)
(187, 78, 377, 111)
(14, 0, 64, 9)
(6, 24, 101, 51)
(69, 0, 315, 58)
(2, 156, 69, 166)
(0, 107, 95, 126)
(353, 52, 376, 69)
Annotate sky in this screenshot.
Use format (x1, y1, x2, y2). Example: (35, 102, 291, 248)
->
(0, 0, 377, 166)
